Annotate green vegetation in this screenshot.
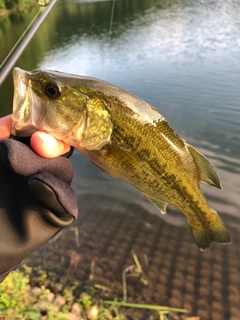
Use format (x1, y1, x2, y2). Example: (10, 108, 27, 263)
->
(0, 266, 68, 319)
(0, 0, 33, 13)
(0, 265, 190, 320)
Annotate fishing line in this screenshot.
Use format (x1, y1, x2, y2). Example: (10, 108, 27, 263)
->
(0, 7, 44, 70)
(108, 0, 116, 44)
(102, 0, 115, 80)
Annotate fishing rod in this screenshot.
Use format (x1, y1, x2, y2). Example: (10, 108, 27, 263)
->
(0, 0, 58, 86)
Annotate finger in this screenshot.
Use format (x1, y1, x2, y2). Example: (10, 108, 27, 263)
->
(30, 132, 71, 158)
(0, 115, 13, 139)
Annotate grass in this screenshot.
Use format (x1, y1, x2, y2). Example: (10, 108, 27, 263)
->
(0, 266, 68, 319)
(122, 250, 149, 302)
(0, 264, 191, 320)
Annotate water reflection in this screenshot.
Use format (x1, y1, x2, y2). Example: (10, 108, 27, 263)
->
(1, 0, 240, 319)
(38, 0, 240, 156)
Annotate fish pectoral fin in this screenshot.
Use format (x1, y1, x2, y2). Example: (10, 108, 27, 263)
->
(189, 214, 231, 251)
(186, 143, 222, 189)
(143, 193, 168, 214)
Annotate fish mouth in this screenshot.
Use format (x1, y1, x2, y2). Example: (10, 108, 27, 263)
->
(11, 68, 41, 136)
(12, 67, 29, 116)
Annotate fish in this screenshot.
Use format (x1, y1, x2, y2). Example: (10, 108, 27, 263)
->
(11, 67, 231, 251)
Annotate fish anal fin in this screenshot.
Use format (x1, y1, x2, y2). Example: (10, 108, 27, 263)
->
(189, 215, 231, 251)
(143, 193, 168, 214)
(186, 143, 222, 189)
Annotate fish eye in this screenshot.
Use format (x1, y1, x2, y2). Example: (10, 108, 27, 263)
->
(45, 82, 61, 99)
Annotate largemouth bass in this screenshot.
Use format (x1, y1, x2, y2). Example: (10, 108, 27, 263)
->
(11, 67, 231, 251)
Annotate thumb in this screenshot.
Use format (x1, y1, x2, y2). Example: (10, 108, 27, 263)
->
(30, 132, 71, 158)
(28, 172, 78, 224)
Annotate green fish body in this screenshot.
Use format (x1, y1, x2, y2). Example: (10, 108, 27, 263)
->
(11, 67, 231, 251)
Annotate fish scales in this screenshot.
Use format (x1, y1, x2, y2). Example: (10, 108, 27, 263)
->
(88, 94, 206, 211)
(109, 107, 228, 231)
(11, 68, 231, 251)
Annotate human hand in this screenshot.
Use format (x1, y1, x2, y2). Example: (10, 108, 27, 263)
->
(0, 114, 71, 158)
(0, 115, 78, 282)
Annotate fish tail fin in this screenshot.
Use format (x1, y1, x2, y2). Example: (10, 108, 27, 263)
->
(189, 211, 231, 251)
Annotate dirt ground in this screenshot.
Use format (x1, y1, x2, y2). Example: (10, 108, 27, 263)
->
(24, 192, 240, 320)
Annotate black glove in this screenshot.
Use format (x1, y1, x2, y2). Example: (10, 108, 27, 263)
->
(0, 138, 78, 282)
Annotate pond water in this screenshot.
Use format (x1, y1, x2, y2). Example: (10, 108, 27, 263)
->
(0, 0, 240, 319)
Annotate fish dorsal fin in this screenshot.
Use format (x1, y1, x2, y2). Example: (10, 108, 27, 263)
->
(143, 193, 168, 214)
(186, 144, 222, 189)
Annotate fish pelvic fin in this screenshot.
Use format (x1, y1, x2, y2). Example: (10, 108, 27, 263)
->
(186, 144, 222, 189)
(189, 213, 231, 251)
(143, 193, 168, 214)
